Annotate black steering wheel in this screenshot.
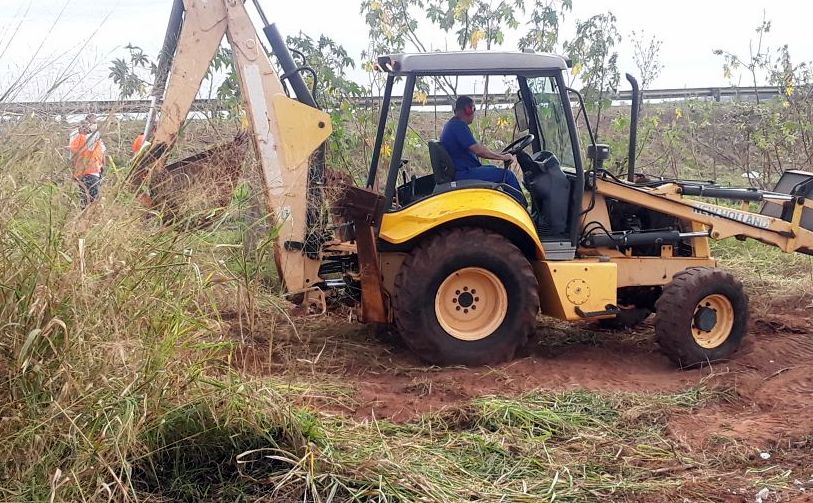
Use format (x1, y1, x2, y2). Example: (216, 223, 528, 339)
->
(497, 134, 534, 189)
(500, 134, 535, 155)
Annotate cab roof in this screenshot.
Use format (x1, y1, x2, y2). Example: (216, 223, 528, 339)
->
(377, 51, 570, 76)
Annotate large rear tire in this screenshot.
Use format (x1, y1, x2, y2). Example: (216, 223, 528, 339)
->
(654, 267, 749, 368)
(393, 228, 539, 366)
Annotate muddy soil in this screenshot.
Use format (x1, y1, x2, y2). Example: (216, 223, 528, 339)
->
(235, 295, 812, 447)
(230, 294, 813, 501)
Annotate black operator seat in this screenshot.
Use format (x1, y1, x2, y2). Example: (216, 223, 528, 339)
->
(427, 140, 527, 207)
(427, 140, 456, 184)
(516, 150, 570, 236)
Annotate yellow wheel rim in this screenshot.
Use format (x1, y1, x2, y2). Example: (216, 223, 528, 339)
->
(692, 294, 735, 349)
(435, 267, 508, 341)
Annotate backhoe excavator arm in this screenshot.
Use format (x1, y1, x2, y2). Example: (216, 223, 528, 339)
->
(134, 0, 333, 300)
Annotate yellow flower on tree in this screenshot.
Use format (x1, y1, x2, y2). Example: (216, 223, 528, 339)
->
(453, 0, 474, 20)
(470, 30, 485, 49)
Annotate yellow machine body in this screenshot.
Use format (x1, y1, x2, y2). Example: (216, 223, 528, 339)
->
(535, 261, 618, 320)
(377, 188, 620, 321)
(380, 188, 544, 256)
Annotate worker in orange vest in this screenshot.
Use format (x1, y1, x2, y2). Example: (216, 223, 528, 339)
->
(69, 114, 107, 207)
(132, 133, 145, 154)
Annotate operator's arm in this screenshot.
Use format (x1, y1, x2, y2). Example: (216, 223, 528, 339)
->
(469, 143, 512, 162)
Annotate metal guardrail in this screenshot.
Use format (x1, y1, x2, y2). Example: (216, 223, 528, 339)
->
(0, 86, 785, 116)
(620, 86, 781, 102)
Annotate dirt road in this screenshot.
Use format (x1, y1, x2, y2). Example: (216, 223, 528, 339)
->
(229, 293, 813, 501)
(236, 294, 812, 450)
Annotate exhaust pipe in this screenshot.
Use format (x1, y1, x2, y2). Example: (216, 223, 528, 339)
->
(626, 73, 641, 182)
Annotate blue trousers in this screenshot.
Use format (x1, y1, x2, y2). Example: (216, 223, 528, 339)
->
(456, 165, 523, 193)
(77, 174, 101, 208)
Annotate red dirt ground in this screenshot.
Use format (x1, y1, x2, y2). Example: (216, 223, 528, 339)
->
(233, 294, 813, 453)
(229, 293, 813, 501)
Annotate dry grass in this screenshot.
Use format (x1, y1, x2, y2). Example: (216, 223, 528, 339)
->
(1, 114, 811, 502)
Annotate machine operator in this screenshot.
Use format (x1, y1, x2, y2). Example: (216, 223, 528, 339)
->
(440, 95, 522, 193)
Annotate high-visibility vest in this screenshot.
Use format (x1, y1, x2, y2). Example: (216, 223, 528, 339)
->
(69, 131, 106, 177)
(132, 133, 145, 154)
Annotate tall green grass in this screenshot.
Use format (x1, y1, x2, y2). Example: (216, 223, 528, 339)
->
(0, 117, 802, 502)
(712, 238, 813, 297)
(0, 119, 242, 499)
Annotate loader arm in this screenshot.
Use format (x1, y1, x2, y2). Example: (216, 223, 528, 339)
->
(134, 0, 333, 299)
(593, 178, 813, 255)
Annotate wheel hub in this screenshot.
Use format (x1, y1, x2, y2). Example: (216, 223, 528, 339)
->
(693, 306, 718, 332)
(457, 291, 475, 308)
(691, 294, 735, 349)
(435, 267, 508, 341)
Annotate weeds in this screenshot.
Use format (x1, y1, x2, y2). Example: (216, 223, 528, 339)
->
(0, 138, 732, 501)
(1, 107, 810, 501)
(712, 238, 813, 296)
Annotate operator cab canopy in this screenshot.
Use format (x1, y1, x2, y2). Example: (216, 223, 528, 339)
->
(368, 50, 583, 244)
(376, 51, 570, 76)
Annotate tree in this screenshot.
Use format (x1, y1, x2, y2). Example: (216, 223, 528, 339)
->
(443, 0, 524, 51)
(361, 0, 533, 100)
(207, 47, 239, 103)
(109, 44, 238, 103)
(360, 0, 425, 56)
(457, 0, 524, 112)
(630, 30, 662, 90)
(360, 0, 451, 97)
(564, 12, 621, 141)
(713, 11, 772, 103)
(108, 44, 156, 99)
(517, 0, 572, 53)
(424, 0, 525, 111)
(625, 30, 662, 164)
(286, 32, 365, 109)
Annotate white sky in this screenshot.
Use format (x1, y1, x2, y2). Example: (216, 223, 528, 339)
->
(2, 0, 813, 101)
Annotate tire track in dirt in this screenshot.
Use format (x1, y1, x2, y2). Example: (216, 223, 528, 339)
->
(667, 297, 813, 451)
(233, 295, 813, 447)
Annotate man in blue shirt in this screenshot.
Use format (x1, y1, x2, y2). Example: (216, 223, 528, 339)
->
(440, 96, 522, 193)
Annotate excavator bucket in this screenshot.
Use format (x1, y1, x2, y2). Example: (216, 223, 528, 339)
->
(147, 133, 250, 226)
(761, 170, 813, 232)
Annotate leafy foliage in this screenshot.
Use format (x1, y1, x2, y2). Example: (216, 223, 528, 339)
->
(286, 32, 364, 109)
(564, 12, 621, 140)
(713, 12, 772, 102)
(630, 30, 663, 90)
(208, 47, 240, 103)
(108, 44, 156, 99)
(360, 0, 424, 57)
(435, 0, 524, 51)
(518, 0, 572, 53)
(706, 13, 813, 183)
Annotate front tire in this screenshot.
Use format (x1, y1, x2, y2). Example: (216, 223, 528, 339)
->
(654, 267, 748, 368)
(393, 228, 539, 366)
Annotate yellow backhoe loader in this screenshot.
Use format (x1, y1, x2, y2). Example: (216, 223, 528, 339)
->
(135, 0, 813, 368)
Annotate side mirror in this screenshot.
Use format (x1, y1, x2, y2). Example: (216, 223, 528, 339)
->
(513, 100, 529, 132)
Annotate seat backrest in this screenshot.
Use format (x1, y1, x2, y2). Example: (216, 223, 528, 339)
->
(428, 141, 456, 184)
